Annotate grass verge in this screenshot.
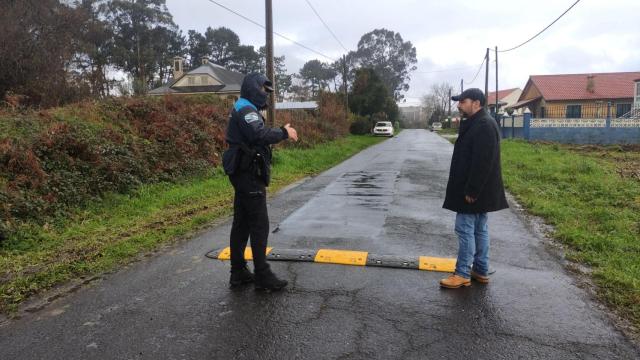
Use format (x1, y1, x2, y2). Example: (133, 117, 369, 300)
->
(0, 135, 385, 314)
(501, 140, 640, 329)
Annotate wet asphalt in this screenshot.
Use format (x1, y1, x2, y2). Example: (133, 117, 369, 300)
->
(0, 129, 638, 359)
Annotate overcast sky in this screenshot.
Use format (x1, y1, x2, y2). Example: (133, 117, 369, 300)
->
(166, 0, 639, 105)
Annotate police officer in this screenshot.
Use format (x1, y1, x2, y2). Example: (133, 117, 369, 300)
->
(222, 73, 298, 291)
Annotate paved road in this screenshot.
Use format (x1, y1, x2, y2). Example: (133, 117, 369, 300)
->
(1, 130, 638, 359)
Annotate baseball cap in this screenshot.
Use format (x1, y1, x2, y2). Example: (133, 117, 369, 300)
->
(263, 79, 274, 93)
(451, 88, 486, 106)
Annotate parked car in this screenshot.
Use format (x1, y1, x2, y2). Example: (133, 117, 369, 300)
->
(430, 122, 442, 131)
(373, 121, 394, 137)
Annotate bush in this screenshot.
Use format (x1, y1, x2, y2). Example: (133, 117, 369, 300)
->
(0, 94, 353, 237)
(349, 115, 372, 135)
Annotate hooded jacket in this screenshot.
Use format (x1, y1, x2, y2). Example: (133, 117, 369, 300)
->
(222, 73, 288, 183)
(442, 108, 509, 213)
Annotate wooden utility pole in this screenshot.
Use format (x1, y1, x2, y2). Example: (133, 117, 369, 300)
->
(495, 46, 499, 116)
(448, 87, 452, 127)
(343, 54, 349, 120)
(460, 79, 464, 93)
(484, 48, 489, 109)
(265, 0, 276, 126)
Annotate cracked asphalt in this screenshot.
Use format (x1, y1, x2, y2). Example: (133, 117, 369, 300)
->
(0, 129, 638, 359)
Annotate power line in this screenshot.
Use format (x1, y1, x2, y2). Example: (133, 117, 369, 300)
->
(414, 66, 477, 75)
(464, 55, 487, 85)
(204, 0, 336, 62)
(499, 0, 581, 53)
(304, 0, 348, 53)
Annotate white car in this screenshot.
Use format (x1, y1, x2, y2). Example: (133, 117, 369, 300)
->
(373, 121, 394, 137)
(430, 122, 442, 131)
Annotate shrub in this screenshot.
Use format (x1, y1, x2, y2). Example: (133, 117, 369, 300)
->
(349, 115, 372, 135)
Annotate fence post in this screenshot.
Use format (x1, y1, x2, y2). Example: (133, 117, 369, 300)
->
(523, 112, 532, 141)
(511, 115, 515, 138)
(606, 101, 612, 128)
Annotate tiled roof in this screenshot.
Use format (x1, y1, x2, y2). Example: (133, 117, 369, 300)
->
(528, 72, 640, 101)
(487, 88, 519, 104)
(149, 62, 245, 95)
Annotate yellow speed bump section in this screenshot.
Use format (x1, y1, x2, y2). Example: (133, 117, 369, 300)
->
(314, 249, 368, 266)
(217, 247, 273, 260)
(419, 256, 456, 273)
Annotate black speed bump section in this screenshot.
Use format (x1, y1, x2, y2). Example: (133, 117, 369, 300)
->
(206, 247, 455, 273)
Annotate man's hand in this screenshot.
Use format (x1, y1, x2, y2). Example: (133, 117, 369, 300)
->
(284, 123, 298, 142)
(464, 195, 476, 204)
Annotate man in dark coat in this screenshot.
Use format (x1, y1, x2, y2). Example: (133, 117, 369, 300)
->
(440, 88, 508, 289)
(222, 73, 298, 291)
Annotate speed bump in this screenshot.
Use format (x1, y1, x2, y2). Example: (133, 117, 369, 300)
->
(418, 256, 456, 273)
(314, 249, 368, 266)
(216, 246, 273, 260)
(207, 247, 455, 273)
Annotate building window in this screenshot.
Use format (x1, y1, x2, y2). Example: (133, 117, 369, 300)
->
(174, 61, 181, 72)
(566, 105, 581, 118)
(616, 103, 632, 118)
(188, 76, 195, 85)
(540, 106, 546, 118)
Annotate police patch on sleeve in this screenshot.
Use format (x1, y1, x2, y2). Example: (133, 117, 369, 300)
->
(244, 112, 260, 123)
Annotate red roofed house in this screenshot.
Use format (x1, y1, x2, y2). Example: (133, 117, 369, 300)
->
(487, 88, 522, 115)
(508, 72, 640, 118)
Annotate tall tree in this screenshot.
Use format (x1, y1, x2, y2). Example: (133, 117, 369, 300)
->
(421, 82, 453, 124)
(354, 29, 417, 101)
(73, 0, 116, 97)
(228, 45, 260, 74)
(299, 59, 335, 99)
(349, 68, 398, 121)
(186, 30, 208, 68)
(102, 0, 178, 94)
(205, 26, 240, 66)
(0, 0, 87, 106)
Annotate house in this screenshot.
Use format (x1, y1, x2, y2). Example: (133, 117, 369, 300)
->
(148, 57, 245, 99)
(486, 88, 522, 114)
(508, 72, 640, 118)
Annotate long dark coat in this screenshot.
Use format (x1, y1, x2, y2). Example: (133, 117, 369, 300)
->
(442, 108, 509, 213)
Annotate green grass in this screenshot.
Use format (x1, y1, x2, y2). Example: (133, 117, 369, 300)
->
(0, 135, 385, 313)
(501, 140, 640, 328)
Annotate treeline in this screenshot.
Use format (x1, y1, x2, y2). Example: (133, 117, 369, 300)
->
(1, 1, 417, 119)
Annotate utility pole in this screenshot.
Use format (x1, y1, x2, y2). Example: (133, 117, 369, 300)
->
(495, 46, 499, 117)
(448, 87, 452, 127)
(484, 47, 489, 109)
(342, 54, 349, 120)
(265, 0, 276, 126)
(460, 79, 463, 93)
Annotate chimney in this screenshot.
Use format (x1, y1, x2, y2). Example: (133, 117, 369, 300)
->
(173, 57, 184, 79)
(586, 75, 595, 93)
(201, 57, 209, 65)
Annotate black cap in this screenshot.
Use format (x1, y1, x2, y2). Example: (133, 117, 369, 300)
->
(451, 88, 486, 106)
(263, 79, 274, 93)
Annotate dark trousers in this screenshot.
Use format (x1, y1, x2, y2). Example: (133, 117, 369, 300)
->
(229, 171, 270, 272)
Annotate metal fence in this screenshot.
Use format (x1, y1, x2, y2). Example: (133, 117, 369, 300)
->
(540, 102, 632, 119)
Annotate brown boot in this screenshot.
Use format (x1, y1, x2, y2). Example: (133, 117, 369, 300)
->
(470, 270, 489, 284)
(439, 274, 471, 288)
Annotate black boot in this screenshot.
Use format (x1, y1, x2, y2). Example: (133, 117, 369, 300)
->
(229, 266, 254, 287)
(254, 268, 288, 291)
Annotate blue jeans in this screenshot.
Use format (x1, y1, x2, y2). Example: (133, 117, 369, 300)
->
(454, 213, 489, 279)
